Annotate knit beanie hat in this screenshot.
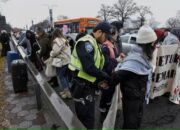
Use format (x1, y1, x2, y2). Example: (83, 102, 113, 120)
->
(137, 25, 157, 44)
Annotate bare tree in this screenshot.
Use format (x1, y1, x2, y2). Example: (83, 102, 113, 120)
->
(33, 19, 50, 30)
(136, 6, 152, 27)
(97, 4, 113, 21)
(166, 17, 179, 28)
(112, 0, 138, 27)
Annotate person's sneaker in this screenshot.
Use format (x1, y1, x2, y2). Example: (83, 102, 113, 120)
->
(61, 90, 72, 99)
(59, 90, 66, 96)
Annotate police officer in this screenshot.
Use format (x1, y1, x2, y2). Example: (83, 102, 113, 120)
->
(68, 22, 112, 129)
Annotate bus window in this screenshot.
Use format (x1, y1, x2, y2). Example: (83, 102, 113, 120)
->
(88, 20, 98, 25)
(85, 27, 93, 34)
(54, 17, 101, 34)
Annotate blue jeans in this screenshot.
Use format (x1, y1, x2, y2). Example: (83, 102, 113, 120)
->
(56, 65, 69, 90)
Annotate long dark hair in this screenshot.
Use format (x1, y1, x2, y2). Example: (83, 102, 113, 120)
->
(138, 42, 155, 61)
(52, 28, 64, 39)
(110, 21, 123, 53)
(52, 28, 69, 46)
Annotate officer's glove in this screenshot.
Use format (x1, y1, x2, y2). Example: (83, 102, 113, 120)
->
(100, 71, 114, 86)
(98, 80, 109, 89)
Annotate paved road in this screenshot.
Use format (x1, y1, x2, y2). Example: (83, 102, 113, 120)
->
(2, 66, 50, 128)
(141, 96, 180, 128)
(54, 85, 180, 129)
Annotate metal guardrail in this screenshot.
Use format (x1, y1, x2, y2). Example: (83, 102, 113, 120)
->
(10, 35, 86, 129)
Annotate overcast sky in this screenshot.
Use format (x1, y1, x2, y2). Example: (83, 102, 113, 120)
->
(1, 0, 180, 28)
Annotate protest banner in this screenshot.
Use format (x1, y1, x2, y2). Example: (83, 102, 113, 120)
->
(150, 44, 180, 102)
(169, 57, 180, 104)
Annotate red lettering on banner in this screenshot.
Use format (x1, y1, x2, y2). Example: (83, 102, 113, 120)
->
(173, 86, 180, 95)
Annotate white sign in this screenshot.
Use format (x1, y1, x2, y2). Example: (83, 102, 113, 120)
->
(150, 44, 180, 102)
(169, 63, 180, 104)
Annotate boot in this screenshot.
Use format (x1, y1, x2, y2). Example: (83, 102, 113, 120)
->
(59, 90, 66, 96)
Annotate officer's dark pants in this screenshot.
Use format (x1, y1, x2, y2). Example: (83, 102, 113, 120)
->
(122, 96, 144, 129)
(75, 99, 95, 129)
(100, 84, 115, 112)
(72, 79, 95, 129)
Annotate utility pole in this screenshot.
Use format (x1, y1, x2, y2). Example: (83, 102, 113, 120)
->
(49, 8, 54, 29)
(43, 4, 57, 31)
(31, 20, 35, 32)
(26, 25, 28, 30)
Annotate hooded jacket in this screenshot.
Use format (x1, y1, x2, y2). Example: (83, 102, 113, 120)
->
(19, 36, 32, 56)
(163, 32, 180, 45)
(113, 46, 152, 103)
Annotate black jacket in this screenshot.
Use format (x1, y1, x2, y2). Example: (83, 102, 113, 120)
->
(26, 30, 37, 60)
(38, 34, 52, 61)
(0, 32, 10, 56)
(112, 70, 148, 99)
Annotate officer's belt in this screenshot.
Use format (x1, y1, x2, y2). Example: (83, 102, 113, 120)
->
(72, 77, 93, 88)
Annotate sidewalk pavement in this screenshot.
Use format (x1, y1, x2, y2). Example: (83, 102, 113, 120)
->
(2, 63, 49, 128)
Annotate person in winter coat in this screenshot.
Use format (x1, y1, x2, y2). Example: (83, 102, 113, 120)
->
(0, 30, 10, 57)
(110, 25, 157, 129)
(50, 28, 71, 99)
(36, 27, 52, 61)
(163, 28, 179, 45)
(18, 32, 32, 57)
(99, 25, 120, 120)
(110, 21, 125, 58)
(25, 30, 37, 60)
(154, 28, 166, 44)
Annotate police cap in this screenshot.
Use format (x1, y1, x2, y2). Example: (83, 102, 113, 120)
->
(94, 21, 111, 35)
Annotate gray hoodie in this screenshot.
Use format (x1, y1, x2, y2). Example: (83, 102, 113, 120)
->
(115, 46, 152, 104)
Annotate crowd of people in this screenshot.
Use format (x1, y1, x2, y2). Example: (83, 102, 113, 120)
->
(1, 21, 180, 129)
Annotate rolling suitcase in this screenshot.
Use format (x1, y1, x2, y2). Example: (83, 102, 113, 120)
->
(7, 51, 20, 73)
(11, 59, 28, 93)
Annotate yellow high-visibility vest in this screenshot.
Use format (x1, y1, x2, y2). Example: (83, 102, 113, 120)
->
(68, 34, 105, 83)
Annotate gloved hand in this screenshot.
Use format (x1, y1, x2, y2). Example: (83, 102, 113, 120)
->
(98, 80, 109, 89)
(100, 71, 114, 86)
